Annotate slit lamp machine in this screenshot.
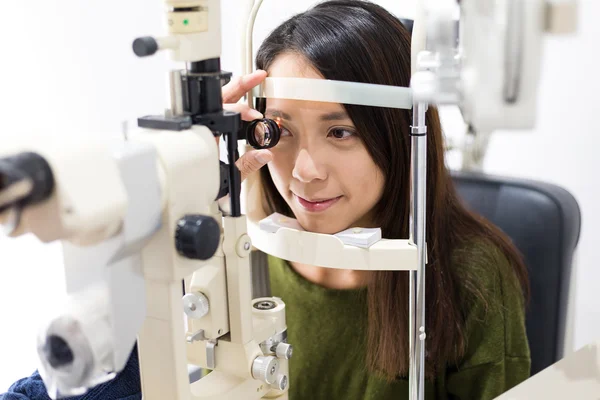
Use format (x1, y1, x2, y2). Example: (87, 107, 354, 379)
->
(0, 0, 577, 399)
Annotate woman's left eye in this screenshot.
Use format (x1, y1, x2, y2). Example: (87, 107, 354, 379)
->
(328, 128, 355, 139)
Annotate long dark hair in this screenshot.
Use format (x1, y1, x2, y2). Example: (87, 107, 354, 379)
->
(255, 0, 529, 380)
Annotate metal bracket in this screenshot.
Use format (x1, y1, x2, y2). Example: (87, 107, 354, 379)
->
(186, 329, 206, 343)
(186, 329, 218, 369)
(206, 340, 218, 369)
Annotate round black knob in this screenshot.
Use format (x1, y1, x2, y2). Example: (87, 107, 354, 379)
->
(43, 335, 74, 369)
(175, 215, 221, 260)
(132, 36, 159, 57)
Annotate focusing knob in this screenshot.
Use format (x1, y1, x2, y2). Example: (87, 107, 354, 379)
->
(275, 342, 293, 360)
(183, 292, 210, 319)
(272, 374, 288, 391)
(175, 215, 220, 260)
(252, 356, 279, 385)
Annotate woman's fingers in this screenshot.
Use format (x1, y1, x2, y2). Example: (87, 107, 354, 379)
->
(223, 103, 264, 121)
(222, 70, 268, 104)
(219, 70, 270, 183)
(235, 149, 273, 181)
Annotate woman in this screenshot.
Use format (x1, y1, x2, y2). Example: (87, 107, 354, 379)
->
(1, 1, 530, 399)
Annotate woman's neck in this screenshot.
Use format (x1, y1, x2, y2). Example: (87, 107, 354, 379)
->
(289, 261, 372, 290)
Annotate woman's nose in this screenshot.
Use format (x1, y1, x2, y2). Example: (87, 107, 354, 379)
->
(292, 149, 327, 183)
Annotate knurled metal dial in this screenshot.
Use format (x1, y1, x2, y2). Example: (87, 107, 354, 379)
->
(251, 356, 279, 385)
(275, 342, 293, 360)
(182, 292, 210, 319)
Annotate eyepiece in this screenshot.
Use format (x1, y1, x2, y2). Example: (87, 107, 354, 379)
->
(246, 119, 281, 149)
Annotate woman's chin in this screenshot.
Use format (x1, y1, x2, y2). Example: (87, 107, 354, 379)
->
(295, 215, 348, 235)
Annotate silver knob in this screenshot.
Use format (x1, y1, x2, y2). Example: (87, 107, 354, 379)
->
(271, 374, 288, 391)
(275, 342, 293, 360)
(251, 356, 279, 385)
(182, 293, 209, 319)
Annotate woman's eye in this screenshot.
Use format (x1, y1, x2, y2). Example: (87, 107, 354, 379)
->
(328, 128, 355, 139)
(280, 126, 292, 137)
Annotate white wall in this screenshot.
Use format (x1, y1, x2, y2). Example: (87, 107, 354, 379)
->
(480, 0, 600, 352)
(0, 0, 598, 392)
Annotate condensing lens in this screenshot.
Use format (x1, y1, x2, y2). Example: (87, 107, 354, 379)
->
(246, 118, 281, 149)
(254, 121, 272, 147)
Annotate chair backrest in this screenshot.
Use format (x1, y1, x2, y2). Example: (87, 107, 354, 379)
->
(451, 170, 581, 375)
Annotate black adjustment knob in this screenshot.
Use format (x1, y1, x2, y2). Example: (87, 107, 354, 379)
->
(132, 36, 159, 57)
(175, 215, 221, 260)
(43, 335, 74, 369)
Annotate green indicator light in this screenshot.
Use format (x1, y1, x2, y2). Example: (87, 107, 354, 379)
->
(183, 19, 189, 25)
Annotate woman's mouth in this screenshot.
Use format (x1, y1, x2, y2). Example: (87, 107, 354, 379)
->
(293, 194, 343, 212)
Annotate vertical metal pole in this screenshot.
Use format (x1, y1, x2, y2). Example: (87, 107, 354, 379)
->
(409, 101, 428, 400)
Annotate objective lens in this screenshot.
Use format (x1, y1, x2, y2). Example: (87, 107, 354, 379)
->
(246, 119, 281, 149)
(44, 335, 74, 369)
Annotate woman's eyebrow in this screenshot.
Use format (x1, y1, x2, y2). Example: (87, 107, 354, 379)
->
(319, 111, 349, 121)
(265, 109, 349, 122)
(265, 109, 292, 120)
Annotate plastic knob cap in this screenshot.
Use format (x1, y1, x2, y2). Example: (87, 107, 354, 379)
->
(252, 356, 279, 385)
(275, 342, 293, 360)
(183, 293, 210, 319)
(272, 374, 288, 391)
(132, 37, 159, 57)
(175, 215, 220, 260)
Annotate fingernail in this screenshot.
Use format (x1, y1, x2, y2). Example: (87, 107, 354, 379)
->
(256, 151, 272, 164)
(250, 109, 263, 120)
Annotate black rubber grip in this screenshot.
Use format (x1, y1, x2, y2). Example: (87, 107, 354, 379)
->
(132, 37, 159, 57)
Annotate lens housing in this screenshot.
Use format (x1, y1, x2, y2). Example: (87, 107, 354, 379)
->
(246, 119, 281, 149)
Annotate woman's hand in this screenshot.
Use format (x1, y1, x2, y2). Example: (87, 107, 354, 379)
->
(222, 70, 273, 181)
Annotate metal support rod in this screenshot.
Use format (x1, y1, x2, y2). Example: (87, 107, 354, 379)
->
(409, 101, 428, 400)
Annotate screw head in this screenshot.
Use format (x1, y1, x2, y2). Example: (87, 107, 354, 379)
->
(254, 300, 276, 310)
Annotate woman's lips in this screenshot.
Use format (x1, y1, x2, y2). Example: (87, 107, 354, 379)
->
(293, 194, 342, 212)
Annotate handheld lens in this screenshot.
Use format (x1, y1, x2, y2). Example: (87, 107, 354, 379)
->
(246, 119, 281, 149)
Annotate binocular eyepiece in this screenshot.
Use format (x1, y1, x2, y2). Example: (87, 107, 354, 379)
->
(244, 118, 282, 150)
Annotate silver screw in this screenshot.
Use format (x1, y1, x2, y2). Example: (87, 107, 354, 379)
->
(244, 242, 251, 250)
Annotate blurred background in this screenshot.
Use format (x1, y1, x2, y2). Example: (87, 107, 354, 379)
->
(0, 0, 598, 391)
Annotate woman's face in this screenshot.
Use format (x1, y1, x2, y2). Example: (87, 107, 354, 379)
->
(265, 53, 385, 235)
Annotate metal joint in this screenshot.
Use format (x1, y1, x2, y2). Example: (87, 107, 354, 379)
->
(410, 125, 428, 136)
(259, 330, 288, 355)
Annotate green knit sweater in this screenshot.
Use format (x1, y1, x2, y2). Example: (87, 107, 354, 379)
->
(267, 241, 531, 400)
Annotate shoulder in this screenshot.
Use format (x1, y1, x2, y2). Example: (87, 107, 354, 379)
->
(450, 238, 530, 367)
(451, 237, 525, 312)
